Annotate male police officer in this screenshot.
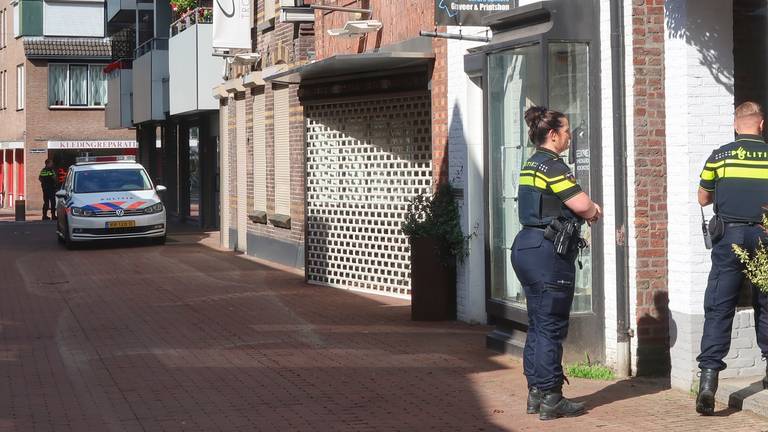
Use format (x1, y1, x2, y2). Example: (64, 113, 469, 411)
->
(696, 101, 768, 415)
(39, 159, 58, 220)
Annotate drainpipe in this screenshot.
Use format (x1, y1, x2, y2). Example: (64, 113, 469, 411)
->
(611, 0, 632, 378)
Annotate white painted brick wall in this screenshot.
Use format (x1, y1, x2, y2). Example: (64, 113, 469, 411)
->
(665, 0, 742, 391)
(447, 26, 488, 324)
(598, 0, 638, 372)
(721, 310, 766, 379)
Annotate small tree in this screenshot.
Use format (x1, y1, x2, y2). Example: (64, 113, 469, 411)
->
(732, 214, 768, 293)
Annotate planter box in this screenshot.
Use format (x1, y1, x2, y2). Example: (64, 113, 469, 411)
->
(410, 236, 457, 321)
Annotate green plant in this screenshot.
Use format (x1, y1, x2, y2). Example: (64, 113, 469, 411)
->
(402, 182, 474, 267)
(565, 353, 616, 381)
(733, 214, 768, 293)
(171, 0, 197, 15)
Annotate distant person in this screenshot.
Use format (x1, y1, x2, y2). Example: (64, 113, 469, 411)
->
(39, 159, 58, 220)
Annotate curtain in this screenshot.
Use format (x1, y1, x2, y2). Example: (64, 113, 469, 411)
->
(88, 65, 107, 106)
(48, 64, 67, 106)
(69, 65, 88, 106)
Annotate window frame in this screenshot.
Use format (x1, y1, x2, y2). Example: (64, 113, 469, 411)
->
(16, 63, 23, 111)
(48, 63, 108, 109)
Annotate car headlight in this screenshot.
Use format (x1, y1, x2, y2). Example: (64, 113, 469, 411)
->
(70, 207, 94, 217)
(144, 202, 164, 214)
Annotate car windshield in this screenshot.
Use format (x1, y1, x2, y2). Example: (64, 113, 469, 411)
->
(73, 169, 153, 193)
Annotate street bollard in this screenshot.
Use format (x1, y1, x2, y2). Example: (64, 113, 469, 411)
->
(15, 199, 25, 222)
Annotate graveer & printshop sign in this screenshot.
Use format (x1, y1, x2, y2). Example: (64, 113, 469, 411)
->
(434, 0, 515, 26)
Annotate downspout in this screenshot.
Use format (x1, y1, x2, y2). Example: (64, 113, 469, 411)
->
(611, 0, 632, 378)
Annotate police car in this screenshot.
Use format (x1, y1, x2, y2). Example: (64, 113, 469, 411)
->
(56, 156, 166, 248)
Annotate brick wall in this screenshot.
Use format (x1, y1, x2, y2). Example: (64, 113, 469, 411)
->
(632, 0, 670, 376)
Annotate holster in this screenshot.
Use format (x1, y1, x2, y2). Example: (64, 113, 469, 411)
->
(544, 218, 581, 256)
(708, 214, 724, 244)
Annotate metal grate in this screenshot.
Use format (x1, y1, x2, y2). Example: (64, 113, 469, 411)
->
(305, 93, 432, 297)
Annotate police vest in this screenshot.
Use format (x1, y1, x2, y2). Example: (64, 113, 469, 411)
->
(517, 148, 583, 226)
(699, 134, 768, 223)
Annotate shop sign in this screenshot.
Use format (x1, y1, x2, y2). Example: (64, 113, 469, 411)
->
(0, 141, 24, 150)
(435, 0, 515, 26)
(47, 141, 139, 150)
(213, 0, 252, 49)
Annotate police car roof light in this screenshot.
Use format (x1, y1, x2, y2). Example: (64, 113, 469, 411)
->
(75, 155, 136, 164)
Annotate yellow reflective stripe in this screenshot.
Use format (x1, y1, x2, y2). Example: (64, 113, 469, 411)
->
(520, 170, 536, 176)
(550, 179, 578, 193)
(520, 175, 547, 189)
(721, 166, 768, 179)
(705, 161, 724, 168)
(700, 169, 716, 181)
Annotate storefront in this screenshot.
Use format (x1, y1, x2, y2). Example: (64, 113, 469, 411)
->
(465, 0, 605, 362)
(47, 140, 138, 177)
(0, 142, 24, 208)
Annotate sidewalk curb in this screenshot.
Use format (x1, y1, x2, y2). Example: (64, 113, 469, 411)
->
(717, 375, 768, 418)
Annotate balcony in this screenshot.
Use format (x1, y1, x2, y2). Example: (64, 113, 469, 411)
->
(132, 38, 169, 124)
(105, 61, 133, 129)
(169, 8, 224, 116)
(107, 0, 137, 28)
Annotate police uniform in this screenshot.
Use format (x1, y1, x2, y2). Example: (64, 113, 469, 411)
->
(39, 166, 58, 219)
(697, 134, 768, 371)
(510, 147, 583, 392)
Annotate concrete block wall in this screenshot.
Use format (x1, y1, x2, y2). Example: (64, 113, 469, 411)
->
(664, 0, 737, 391)
(446, 26, 487, 324)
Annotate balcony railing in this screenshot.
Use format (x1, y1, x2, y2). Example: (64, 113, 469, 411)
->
(171, 7, 213, 37)
(135, 37, 169, 59)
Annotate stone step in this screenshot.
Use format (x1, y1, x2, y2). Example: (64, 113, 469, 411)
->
(716, 375, 768, 418)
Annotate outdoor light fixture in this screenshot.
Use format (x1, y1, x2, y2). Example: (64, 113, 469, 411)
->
(327, 20, 382, 37)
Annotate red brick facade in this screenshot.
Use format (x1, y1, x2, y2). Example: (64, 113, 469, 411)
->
(632, 0, 670, 375)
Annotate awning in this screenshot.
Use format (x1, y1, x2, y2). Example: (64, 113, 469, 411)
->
(265, 51, 435, 85)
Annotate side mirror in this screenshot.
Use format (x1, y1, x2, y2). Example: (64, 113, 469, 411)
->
(55, 190, 67, 199)
(156, 185, 167, 193)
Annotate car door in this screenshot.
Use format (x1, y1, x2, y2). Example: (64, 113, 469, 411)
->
(57, 168, 73, 234)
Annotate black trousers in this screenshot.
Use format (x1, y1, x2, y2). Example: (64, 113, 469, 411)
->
(697, 224, 768, 370)
(42, 190, 56, 217)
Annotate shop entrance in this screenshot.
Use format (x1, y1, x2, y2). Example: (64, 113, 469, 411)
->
(467, 0, 604, 362)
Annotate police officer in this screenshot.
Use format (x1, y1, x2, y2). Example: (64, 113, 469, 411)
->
(39, 159, 58, 220)
(511, 107, 602, 420)
(696, 101, 768, 415)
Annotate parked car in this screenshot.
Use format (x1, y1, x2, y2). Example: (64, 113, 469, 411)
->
(56, 156, 167, 249)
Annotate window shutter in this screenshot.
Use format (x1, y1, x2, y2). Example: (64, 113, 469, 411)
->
(253, 91, 266, 211)
(43, 1, 104, 37)
(273, 86, 290, 216)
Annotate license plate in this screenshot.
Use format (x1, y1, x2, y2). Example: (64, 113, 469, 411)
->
(106, 220, 136, 229)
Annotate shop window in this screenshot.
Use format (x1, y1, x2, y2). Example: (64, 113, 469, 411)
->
(48, 64, 108, 107)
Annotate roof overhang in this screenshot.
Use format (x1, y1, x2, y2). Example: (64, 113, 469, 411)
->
(265, 51, 435, 85)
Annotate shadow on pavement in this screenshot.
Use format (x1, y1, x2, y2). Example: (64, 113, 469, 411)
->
(579, 376, 670, 411)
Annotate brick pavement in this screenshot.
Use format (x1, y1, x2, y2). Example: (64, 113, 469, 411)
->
(1, 222, 767, 431)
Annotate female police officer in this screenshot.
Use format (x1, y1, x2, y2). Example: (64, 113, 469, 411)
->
(511, 106, 602, 421)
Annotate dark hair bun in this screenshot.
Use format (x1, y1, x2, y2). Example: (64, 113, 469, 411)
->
(524, 106, 566, 146)
(524, 106, 547, 129)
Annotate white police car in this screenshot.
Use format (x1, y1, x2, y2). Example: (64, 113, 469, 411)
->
(56, 156, 167, 248)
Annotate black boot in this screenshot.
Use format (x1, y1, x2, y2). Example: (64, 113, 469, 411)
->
(696, 368, 719, 415)
(538, 387, 586, 420)
(526, 387, 541, 414)
(762, 363, 768, 390)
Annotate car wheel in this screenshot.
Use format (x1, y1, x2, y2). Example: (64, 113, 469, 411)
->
(56, 230, 64, 244)
(64, 229, 77, 250)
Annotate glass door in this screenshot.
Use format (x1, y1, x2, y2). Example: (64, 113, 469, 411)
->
(488, 44, 543, 306)
(488, 41, 594, 314)
(548, 42, 593, 314)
